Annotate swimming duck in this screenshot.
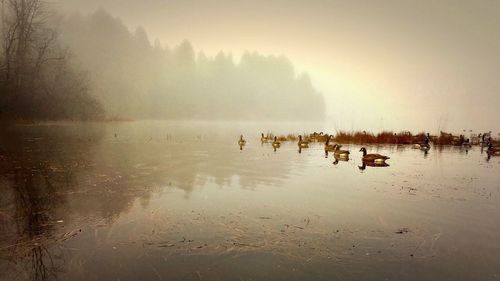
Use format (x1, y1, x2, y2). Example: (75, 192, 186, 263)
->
(359, 147, 390, 164)
(272, 136, 281, 148)
(298, 135, 309, 148)
(334, 144, 350, 158)
(238, 135, 246, 146)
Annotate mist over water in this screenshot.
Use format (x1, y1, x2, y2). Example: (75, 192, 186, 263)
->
(1, 121, 499, 281)
(1, 1, 500, 280)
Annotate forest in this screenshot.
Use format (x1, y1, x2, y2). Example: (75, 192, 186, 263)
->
(1, 1, 325, 121)
(0, 0, 103, 120)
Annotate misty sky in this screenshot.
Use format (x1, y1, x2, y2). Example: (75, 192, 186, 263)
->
(55, 0, 500, 133)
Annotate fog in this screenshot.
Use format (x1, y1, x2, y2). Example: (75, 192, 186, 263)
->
(57, 0, 500, 133)
(2, 0, 500, 133)
(59, 9, 324, 121)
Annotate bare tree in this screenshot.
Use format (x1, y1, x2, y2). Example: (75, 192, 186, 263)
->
(0, 0, 103, 120)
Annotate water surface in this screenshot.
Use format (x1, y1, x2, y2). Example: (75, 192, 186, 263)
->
(0, 121, 499, 281)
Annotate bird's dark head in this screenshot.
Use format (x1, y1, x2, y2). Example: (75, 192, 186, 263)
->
(359, 147, 367, 155)
(261, 133, 264, 137)
(299, 135, 302, 141)
(274, 136, 277, 141)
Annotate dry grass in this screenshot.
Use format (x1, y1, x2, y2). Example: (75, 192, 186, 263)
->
(332, 131, 426, 144)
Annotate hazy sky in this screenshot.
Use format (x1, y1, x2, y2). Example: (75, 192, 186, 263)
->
(56, 0, 500, 133)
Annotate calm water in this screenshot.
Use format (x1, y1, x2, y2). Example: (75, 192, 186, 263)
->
(0, 121, 499, 281)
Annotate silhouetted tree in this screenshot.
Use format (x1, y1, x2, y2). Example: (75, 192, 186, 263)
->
(0, 0, 103, 120)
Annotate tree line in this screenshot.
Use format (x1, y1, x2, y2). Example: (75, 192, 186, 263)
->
(1, 3, 325, 121)
(0, 0, 103, 120)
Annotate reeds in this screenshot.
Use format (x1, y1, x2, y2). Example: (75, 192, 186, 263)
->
(261, 130, 491, 145)
(331, 130, 426, 144)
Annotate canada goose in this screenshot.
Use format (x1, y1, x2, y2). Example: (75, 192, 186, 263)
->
(420, 138, 431, 151)
(309, 132, 319, 141)
(487, 143, 500, 156)
(324, 136, 336, 152)
(261, 133, 270, 143)
(272, 136, 281, 148)
(316, 132, 328, 142)
(298, 135, 309, 148)
(462, 138, 472, 148)
(358, 162, 390, 171)
(359, 147, 390, 164)
(334, 144, 350, 158)
(413, 136, 430, 150)
(238, 135, 246, 146)
(334, 154, 349, 163)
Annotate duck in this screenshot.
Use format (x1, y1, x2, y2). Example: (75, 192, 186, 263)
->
(272, 136, 281, 148)
(334, 144, 350, 158)
(298, 135, 309, 148)
(487, 142, 500, 156)
(359, 147, 390, 164)
(238, 135, 246, 146)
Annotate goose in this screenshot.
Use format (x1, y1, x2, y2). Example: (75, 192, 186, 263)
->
(324, 136, 336, 152)
(334, 144, 350, 158)
(298, 135, 309, 148)
(309, 132, 319, 141)
(420, 138, 431, 151)
(334, 153, 349, 163)
(487, 143, 500, 156)
(413, 136, 430, 150)
(359, 147, 390, 164)
(272, 136, 281, 148)
(261, 133, 270, 143)
(358, 162, 390, 170)
(238, 135, 246, 146)
(462, 138, 472, 148)
(316, 132, 328, 142)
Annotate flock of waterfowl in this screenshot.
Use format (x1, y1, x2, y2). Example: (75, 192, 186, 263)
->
(239, 133, 392, 168)
(237, 131, 500, 168)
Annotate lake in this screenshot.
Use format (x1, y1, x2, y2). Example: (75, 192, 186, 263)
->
(1, 121, 499, 281)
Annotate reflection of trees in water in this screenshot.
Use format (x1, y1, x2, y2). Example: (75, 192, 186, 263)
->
(1, 150, 67, 279)
(110, 140, 302, 195)
(0, 125, 106, 280)
(10, 166, 64, 281)
(0, 123, 302, 279)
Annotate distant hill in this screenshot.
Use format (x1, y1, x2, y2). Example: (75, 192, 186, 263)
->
(60, 9, 325, 121)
